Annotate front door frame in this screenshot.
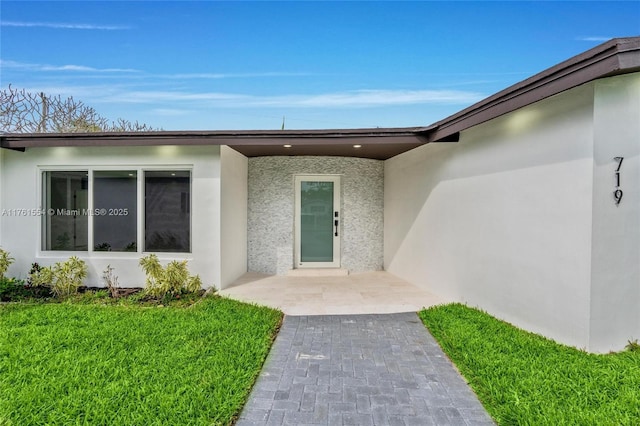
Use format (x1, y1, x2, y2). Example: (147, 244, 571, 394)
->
(294, 174, 341, 269)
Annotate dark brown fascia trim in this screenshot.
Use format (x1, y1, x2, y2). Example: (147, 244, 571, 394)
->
(426, 37, 640, 142)
(0, 127, 432, 150)
(0, 143, 25, 152)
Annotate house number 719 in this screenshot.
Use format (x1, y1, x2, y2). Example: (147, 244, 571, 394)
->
(613, 157, 624, 205)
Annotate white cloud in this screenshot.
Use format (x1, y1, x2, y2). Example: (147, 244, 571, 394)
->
(283, 90, 482, 107)
(41, 64, 98, 72)
(1, 21, 130, 30)
(164, 72, 315, 79)
(2, 60, 307, 77)
(576, 36, 611, 42)
(0, 60, 139, 73)
(103, 88, 483, 108)
(2, 84, 480, 129)
(3, 81, 483, 110)
(41, 65, 140, 73)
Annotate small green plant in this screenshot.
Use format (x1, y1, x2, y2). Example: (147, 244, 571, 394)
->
(0, 247, 15, 279)
(70, 289, 111, 304)
(139, 254, 202, 299)
(28, 262, 42, 284)
(0, 277, 32, 301)
(626, 339, 640, 353)
(29, 257, 88, 298)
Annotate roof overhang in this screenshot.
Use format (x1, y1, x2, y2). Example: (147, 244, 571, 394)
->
(0, 127, 442, 160)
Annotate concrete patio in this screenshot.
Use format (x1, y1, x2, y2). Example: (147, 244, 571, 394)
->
(219, 271, 447, 315)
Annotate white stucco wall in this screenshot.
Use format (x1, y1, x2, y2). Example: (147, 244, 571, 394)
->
(219, 146, 248, 289)
(0, 145, 221, 289)
(385, 82, 596, 350)
(0, 147, 4, 248)
(589, 73, 640, 352)
(386, 73, 640, 352)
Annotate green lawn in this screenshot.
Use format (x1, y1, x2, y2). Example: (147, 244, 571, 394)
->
(419, 303, 640, 426)
(0, 296, 282, 426)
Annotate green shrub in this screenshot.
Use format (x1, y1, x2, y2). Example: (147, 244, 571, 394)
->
(627, 339, 640, 353)
(0, 277, 31, 301)
(139, 254, 203, 298)
(0, 247, 15, 279)
(27, 262, 42, 286)
(29, 257, 88, 298)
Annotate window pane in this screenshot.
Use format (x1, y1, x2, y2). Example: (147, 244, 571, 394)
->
(93, 171, 137, 252)
(43, 171, 88, 251)
(144, 171, 191, 252)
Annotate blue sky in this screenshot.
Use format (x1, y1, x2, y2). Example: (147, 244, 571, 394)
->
(1, 1, 639, 130)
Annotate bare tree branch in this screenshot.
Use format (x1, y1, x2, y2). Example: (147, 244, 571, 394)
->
(110, 117, 157, 132)
(0, 85, 158, 133)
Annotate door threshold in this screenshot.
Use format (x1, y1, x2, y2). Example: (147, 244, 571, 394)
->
(287, 268, 349, 277)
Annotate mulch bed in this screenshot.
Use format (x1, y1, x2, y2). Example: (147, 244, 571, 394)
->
(78, 286, 143, 298)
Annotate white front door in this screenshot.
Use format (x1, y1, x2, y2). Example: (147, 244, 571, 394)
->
(294, 175, 341, 268)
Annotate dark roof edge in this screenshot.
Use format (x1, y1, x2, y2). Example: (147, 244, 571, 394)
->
(0, 126, 434, 149)
(426, 36, 640, 142)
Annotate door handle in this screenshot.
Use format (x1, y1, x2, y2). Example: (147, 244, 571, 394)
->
(334, 219, 339, 237)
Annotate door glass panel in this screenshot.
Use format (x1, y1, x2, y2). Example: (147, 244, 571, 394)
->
(300, 181, 333, 262)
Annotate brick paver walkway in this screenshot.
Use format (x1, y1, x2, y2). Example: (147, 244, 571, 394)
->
(236, 313, 494, 425)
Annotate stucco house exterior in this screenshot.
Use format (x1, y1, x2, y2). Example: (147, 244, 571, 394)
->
(1, 37, 639, 353)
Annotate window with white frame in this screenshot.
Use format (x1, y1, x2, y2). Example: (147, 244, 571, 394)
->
(42, 169, 191, 253)
(144, 171, 190, 253)
(42, 171, 89, 251)
(93, 171, 138, 252)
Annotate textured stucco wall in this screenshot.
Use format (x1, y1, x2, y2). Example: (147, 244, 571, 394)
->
(248, 156, 383, 275)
